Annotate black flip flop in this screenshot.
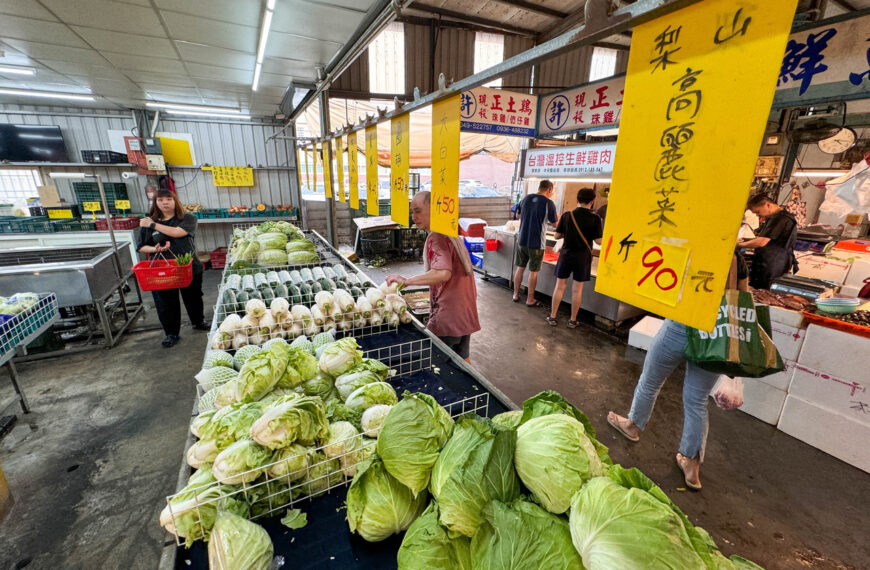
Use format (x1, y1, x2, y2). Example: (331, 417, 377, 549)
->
(512, 296, 521, 303)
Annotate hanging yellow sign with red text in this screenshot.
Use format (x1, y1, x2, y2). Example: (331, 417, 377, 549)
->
(348, 132, 360, 210)
(430, 95, 461, 236)
(335, 137, 345, 203)
(365, 126, 379, 216)
(321, 144, 332, 199)
(595, 0, 798, 331)
(391, 114, 410, 227)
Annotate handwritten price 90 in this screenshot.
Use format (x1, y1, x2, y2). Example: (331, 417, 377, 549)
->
(637, 246, 678, 291)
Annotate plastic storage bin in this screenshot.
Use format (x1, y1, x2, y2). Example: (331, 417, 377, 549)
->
(464, 237, 485, 253)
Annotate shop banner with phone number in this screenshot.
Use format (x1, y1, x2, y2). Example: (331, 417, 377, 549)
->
(596, 0, 797, 332)
(430, 95, 461, 237)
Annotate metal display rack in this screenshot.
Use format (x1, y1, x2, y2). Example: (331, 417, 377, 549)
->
(0, 293, 59, 413)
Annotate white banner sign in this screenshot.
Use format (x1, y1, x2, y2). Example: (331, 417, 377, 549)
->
(522, 143, 616, 178)
(537, 76, 625, 136)
(460, 87, 538, 137)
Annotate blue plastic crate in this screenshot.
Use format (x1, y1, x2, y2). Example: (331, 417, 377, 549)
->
(464, 237, 485, 253)
(470, 251, 484, 268)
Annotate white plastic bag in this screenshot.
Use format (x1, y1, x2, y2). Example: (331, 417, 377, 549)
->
(713, 377, 744, 410)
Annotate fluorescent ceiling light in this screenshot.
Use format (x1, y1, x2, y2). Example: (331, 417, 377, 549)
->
(792, 170, 849, 178)
(164, 109, 251, 120)
(252, 0, 275, 91)
(0, 88, 94, 101)
(145, 101, 243, 114)
(0, 65, 35, 76)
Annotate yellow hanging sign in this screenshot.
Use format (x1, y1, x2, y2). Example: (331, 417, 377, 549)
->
(312, 145, 318, 193)
(305, 147, 311, 190)
(321, 144, 332, 199)
(390, 114, 410, 227)
(335, 137, 345, 203)
(83, 201, 101, 212)
(115, 199, 131, 211)
(365, 125, 379, 216)
(595, 0, 798, 331)
(430, 95, 461, 236)
(208, 166, 254, 187)
(348, 131, 360, 210)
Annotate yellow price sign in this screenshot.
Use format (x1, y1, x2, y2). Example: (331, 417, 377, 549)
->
(595, 0, 797, 331)
(390, 114, 410, 227)
(47, 209, 73, 219)
(210, 166, 254, 187)
(365, 125, 379, 216)
(83, 201, 101, 212)
(115, 199, 131, 211)
(321, 144, 333, 199)
(335, 137, 345, 203)
(430, 95, 461, 236)
(348, 132, 360, 210)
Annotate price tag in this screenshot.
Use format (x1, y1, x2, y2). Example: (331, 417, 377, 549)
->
(335, 138, 345, 203)
(83, 201, 101, 212)
(321, 145, 333, 199)
(390, 113, 410, 227)
(365, 126, 378, 216)
(47, 209, 73, 219)
(634, 240, 690, 307)
(348, 132, 360, 210)
(115, 200, 131, 211)
(430, 95, 461, 236)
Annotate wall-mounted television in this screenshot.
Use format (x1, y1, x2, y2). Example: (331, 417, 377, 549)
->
(0, 124, 70, 163)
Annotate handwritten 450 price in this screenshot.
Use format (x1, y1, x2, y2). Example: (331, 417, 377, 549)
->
(634, 241, 690, 306)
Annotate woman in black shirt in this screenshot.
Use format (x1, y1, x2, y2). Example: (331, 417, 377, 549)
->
(137, 188, 206, 347)
(546, 188, 603, 328)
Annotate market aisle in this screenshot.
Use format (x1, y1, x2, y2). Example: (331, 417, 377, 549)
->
(470, 275, 869, 570)
(0, 271, 221, 569)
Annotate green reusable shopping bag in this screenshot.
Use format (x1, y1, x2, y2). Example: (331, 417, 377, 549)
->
(684, 290, 785, 378)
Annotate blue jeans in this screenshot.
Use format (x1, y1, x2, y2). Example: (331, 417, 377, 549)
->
(628, 319, 720, 461)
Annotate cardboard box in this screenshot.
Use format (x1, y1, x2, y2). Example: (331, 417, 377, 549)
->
(768, 305, 805, 328)
(797, 324, 870, 381)
(769, 323, 806, 361)
(787, 365, 870, 426)
(756, 358, 795, 391)
(778, 395, 870, 473)
(843, 257, 870, 290)
(796, 256, 852, 284)
(628, 316, 664, 351)
(739, 379, 788, 425)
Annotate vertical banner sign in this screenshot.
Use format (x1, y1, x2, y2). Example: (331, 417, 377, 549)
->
(391, 114, 410, 227)
(321, 144, 332, 199)
(335, 137, 345, 203)
(348, 132, 360, 210)
(596, 0, 797, 332)
(365, 125, 379, 216)
(305, 147, 311, 190)
(312, 145, 317, 193)
(295, 148, 303, 193)
(430, 95, 461, 237)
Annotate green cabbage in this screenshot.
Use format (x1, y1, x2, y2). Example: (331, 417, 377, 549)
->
(286, 239, 317, 253)
(233, 345, 262, 370)
(335, 370, 382, 400)
(249, 395, 329, 449)
(429, 415, 520, 537)
(346, 454, 427, 542)
(318, 337, 363, 376)
(199, 402, 264, 450)
(397, 502, 471, 570)
(300, 450, 343, 497)
(519, 391, 612, 466)
(204, 350, 234, 369)
(377, 392, 454, 496)
(515, 414, 606, 514)
(258, 248, 288, 266)
(345, 381, 398, 412)
(0, 293, 39, 315)
(287, 250, 321, 265)
(325, 399, 363, 432)
(323, 421, 361, 460)
(280, 509, 308, 530)
(471, 498, 583, 570)
(255, 231, 288, 250)
(360, 404, 392, 437)
(490, 410, 522, 430)
(347, 358, 392, 380)
(246, 478, 299, 518)
(212, 438, 273, 485)
(279, 346, 319, 388)
(233, 346, 290, 403)
(266, 443, 311, 481)
(302, 373, 334, 399)
(208, 510, 273, 570)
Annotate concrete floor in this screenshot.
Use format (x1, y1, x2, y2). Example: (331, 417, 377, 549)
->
(1, 263, 868, 569)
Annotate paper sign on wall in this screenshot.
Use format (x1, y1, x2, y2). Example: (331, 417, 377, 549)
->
(365, 126, 379, 216)
(430, 95, 461, 237)
(207, 166, 254, 187)
(596, 0, 798, 331)
(321, 145, 333, 199)
(348, 132, 360, 210)
(335, 138, 345, 203)
(391, 114, 410, 227)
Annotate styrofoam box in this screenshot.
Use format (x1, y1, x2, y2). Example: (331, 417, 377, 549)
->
(769, 323, 806, 361)
(628, 316, 664, 351)
(797, 324, 870, 381)
(739, 380, 788, 425)
(787, 365, 869, 426)
(796, 256, 852, 284)
(838, 285, 863, 298)
(843, 257, 870, 289)
(768, 305, 805, 328)
(778, 395, 870, 474)
(755, 358, 795, 391)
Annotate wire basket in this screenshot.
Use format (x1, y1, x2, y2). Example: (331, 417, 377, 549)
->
(166, 388, 490, 545)
(133, 259, 194, 291)
(0, 293, 59, 360)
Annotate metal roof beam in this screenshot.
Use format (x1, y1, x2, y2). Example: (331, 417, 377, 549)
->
(487, 0, 570, 19)
(410, 2, 539, 36)
(830, 0, 858, 10)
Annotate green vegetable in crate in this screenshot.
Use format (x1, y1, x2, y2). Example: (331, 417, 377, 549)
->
(272, 283, 289, 299)
(318, 337, 363, 377)
(267, 443, 311, 480)
(190, 409, 216, 438)
(346, 454, 427, 542)
(200, 402, 265, 450)
(195, 366, 238, 388)
(278, 270, 293, 285)
(332, 264, 348, 280)
(274, 345, 319, 388)
(253, 273, 267, 289)
(323, 421, 361, 460)
(247, 289, 263, 302)
(204, 350, 233, 369)
(297, 283, 312, 304)
(249, 395, 329, 449)
(256, 231, 288, 250)
(260, 287, 274, 304)
(470, 498, 583, 570)
(312, 331, 334, 349)
(258, 248, 288, 266)
(241, 275, 256, 292)
(227, 344, 289, 403)
(360, 404, 392, 438)
(287, 240, 317, 253)
(266, 271, 280, 286)
(175, 253, 193, 266)
(323, 266, 337, 280)
(335, 370, 381, 401)
(208, 509, 274, 570)
(299, 267, 314, 282)
(226, 274, 242, 291)
(300, 451, 342, 497)
(309, 280, 323, 295)
(220, 288, 238, 314)
(345, 382, 398, 413)
(397, 502, 472, 570)
(491, 410, 522, 430)
(318, 278, 334, 292)
(312, 267, 325, 281)
(325, 399, 363, 432)
(350, 286, 364, 299)
(289, 335, 314, 355)
(212, 438, 273, 484)
(0, 293, 39, 315)
(288, 250, 320, 265)
(302, 373, 335, 399)
(377, 392, 454, 497)
(280, 509, 308, 530)
(233, 291, 249, 314)
(429, 415, 521, 538)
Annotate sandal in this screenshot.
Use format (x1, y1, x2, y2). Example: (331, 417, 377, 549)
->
(526, 300, 543, 307)
(545, 315, 558, 326)
(676, 453, 702, 491)
(607, 412, 640, 442)
(567, 320, 579, 328)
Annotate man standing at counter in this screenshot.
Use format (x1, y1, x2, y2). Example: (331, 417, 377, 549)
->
(738, 194, 798, 289)
(513, 179, 557, 306)
(386, 191, 480, 362)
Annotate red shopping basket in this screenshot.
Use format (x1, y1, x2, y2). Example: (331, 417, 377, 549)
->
(133, 259, 193, 291)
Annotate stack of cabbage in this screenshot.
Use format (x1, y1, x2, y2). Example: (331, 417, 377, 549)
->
(211, 284, 410, 350)
(0, 292, 40, 316)
(227, 221, 320, 268)
(345, 390, 764, 570)
(163, 335, 400, 547)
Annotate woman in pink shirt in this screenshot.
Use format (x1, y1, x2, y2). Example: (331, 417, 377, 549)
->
(386, 191, 481, 361)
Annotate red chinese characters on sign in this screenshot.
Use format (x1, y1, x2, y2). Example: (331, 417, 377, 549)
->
(540, 77, 626, 134)
(524, 143, 616, 178)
